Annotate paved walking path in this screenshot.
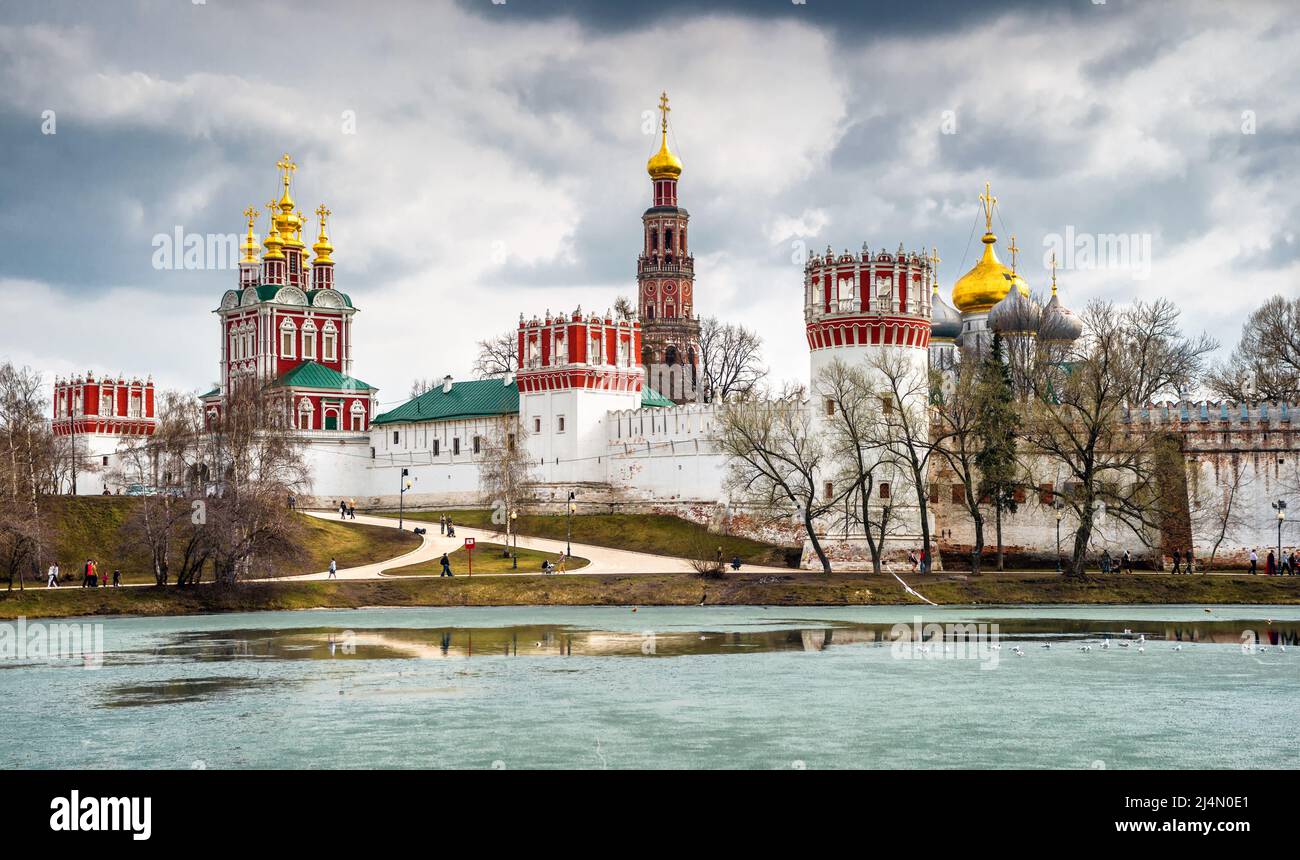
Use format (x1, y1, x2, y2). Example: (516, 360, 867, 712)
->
(281, 511, 789, 581)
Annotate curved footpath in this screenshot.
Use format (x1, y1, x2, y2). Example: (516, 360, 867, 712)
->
(280, 511, 790, 581)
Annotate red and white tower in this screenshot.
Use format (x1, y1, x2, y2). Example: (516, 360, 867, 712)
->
(637, 92, 701, 404)
(517, 307, 643, 483)
(206, 154, 376, 435)
(52, 372, 157, 495)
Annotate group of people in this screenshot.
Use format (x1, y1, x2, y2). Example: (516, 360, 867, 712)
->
(337, 499, 357, 520)
(437, 514, 455, 537)
(906, 549, 932, 573)
(1098, 549, 1135, 574)
(47, 559, 121, 588)
(1167, 548, 1197, 574)
(541, 553, 569, 575)
(1255, 548, 1300, 576)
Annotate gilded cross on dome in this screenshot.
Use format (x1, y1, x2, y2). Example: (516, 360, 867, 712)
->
(658, 91, 671, 132)
(928, 246, 941, 289)
(243, 206, 259, 229)
(276, 153, 297, 189)
(979, 181, 997, 233)
(265, 200, 280, 232)
(1008, 234, 1019, 273)
(1050, 251, 1058, 295)
(316, 204, 331, 231)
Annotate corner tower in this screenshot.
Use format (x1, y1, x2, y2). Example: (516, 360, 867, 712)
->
(637, 92, 701, 404)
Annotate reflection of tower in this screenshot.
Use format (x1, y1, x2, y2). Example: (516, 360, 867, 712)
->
(637, 92, 700, 404)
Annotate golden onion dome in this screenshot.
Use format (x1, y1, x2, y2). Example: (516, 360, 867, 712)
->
(951, 231, 1030, 314)
(646, 91, 682, 181)
(647, 135, 683, 181)
(240, 205, 260, 264)
(312, 204, 334, 265)
(263, 201, 285, 260)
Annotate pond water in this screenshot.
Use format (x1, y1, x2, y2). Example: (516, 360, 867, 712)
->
(5, 605, 1298, 769)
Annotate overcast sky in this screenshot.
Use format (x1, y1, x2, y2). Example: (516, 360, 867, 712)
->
(1, 0, 1296, 406)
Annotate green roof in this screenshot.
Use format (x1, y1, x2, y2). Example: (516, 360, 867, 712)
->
(198, 387, 220, 399)
(272, 361, 374, 392)
(641, 386, 673, 408)
(372, 379, 675, 426)
(373, 378, 519, 425)
(226, 285, 354, 308)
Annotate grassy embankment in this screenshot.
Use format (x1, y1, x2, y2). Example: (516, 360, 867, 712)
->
(385, 542, 590, 576)
(17, 496, 419, 586)
(4, 568, 1298, 620)
(380, 508, 795, 567)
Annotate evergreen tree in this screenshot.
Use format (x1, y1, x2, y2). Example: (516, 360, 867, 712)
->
(974, 333, 1019, 571)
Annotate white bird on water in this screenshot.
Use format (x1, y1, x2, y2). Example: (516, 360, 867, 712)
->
(1079, 645, 1092, 652)
(1137, 646, 1145, 653)
(1041, 643, 1052, 650)
(1012, 646, 1026, 657)
(1172, 644, 1182, 651)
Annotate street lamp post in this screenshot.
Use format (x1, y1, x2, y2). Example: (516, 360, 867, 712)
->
(1274, 500, 1287, 571)
(399, 468, 410, 530)
(566, 491, 576, 558)
(1054, 504, 1063, 574)
(511, 509, 518, 569)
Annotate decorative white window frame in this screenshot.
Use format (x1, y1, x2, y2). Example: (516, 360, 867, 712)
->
(297, 397, 313, 430)
(280, 318, 297, 359)
(349, 399, 367, 431)
(322, 320, 338, 362)
(302, 319, 318, 360)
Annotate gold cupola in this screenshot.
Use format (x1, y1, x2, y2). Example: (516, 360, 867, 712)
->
(240, 205, 260, 264)
(273, 153, 305, 248)
(312, 203, 334, 265)
(646, 91, 683, 181)
(262, 198, 285, 260)
(951, 182, 1028, 315)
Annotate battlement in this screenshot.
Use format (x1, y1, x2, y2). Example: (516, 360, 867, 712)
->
(1124, 401, 1298, 429)
(52, 371, 156, 436)
(607, 402, 722, 446)
(803, 243, 933, 352)
(516, 307, 643, 393)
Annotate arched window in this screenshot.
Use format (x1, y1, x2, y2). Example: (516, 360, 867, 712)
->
(350, 400, 367, 431)
(665, 345, 678, 366)
(297, 398, 313, 430)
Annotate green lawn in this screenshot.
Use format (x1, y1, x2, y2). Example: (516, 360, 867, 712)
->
(385, 541, 589, 576)
(4, 567, 1299, 621)
(11, 496, 418, 587)
(377, 508, 794, 567)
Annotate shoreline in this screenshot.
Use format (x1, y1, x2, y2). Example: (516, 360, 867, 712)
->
(2, 570, 1298, 620)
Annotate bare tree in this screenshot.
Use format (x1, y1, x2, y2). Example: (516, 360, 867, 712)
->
(0, 364, 53, 591)
(700, 316, 765, 403)
(473, 330, 519, 380)
(478, 422, 533, 553)
(816, 358, 903, 573)
(200, 385, 310, 585)
(613, 295, 637, 322)
(409, 377, 438, 398)
(1206, 294, 1300, 402)
(113, 391, 211, 586)
(1022, 299, 1217, 578)
(717, 387, 839, 573)
(869, 350, 936, 571)
(930, 362, 987, 573)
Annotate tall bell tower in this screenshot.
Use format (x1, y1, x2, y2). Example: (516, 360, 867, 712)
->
(637, 92, 701, 403)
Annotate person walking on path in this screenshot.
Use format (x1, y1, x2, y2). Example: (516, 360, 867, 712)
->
(47, 561, 59, 588)
(440, 553, 452, 577)
(1100, 550, 1112, 574)
(1171, 549, 1181, 574)
(339, 500, 347, 520)
(1249, 549, 1258, 574)
(112, 569, 121, 587)
(328, 558, 338, 579)
(1266, 550, 1276, 576)
(558, 553, 568, 574)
